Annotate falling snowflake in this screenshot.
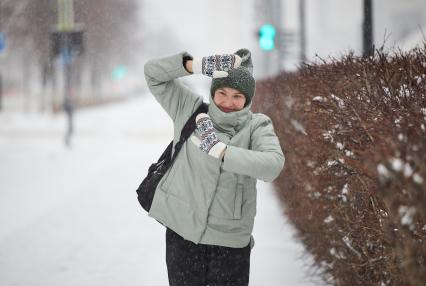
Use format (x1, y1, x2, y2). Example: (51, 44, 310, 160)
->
(377, 164, 391, 180)
(342, 236, 361, 258)
(390, 158, 403, 172)
(403, 163, 413, 178)
(322, 130, 334, 142)
(338, 184, 349, 203)
(330, 247, 346, 259)
(398, 84, 411, 98)
(414, 75, 422, 85)
(312, 96, 326, 102)
(413, 173, 424, 184)
(382, 86, 391, 98)
(290, 119, 307, 135)
(330, 94, 345, 108)
(398, 206, 416, 228)
(324, 215, 334, 224)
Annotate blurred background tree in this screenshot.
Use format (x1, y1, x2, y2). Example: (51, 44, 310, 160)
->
(2, 0, 141, 111)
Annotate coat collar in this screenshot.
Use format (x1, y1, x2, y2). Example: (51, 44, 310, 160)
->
(207, 93, 252, 136)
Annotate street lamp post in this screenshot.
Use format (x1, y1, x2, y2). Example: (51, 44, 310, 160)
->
(0, 1, 3, 111)
(51, 0, 84, 147)
(299, 0, 306, 63)
(363, 0, 374, 56)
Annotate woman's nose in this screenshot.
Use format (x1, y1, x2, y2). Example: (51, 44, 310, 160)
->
(223, 98, 234, 107)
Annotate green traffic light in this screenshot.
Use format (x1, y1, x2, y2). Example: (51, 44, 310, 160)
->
(112, 65, 128, 81)
(260, 24, 276, 38)
(259, 24, 276, 51)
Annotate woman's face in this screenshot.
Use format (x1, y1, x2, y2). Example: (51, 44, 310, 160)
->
(213, 87, 246, 113)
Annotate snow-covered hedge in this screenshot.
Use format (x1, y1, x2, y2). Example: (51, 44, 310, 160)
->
(253, 45, 426, 286)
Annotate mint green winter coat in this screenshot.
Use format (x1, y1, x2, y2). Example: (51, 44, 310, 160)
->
(144, 51, 285, 249)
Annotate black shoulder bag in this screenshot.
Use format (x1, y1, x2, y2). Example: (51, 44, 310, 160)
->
(136, 102, 209, 212)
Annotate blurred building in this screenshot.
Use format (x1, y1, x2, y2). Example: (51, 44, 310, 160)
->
(2, 0, 425, 111)
(297, 0, 426, 68)
(375, 0, 426, 51)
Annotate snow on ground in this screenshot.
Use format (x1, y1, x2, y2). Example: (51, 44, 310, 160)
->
(0, 95, 319, 286)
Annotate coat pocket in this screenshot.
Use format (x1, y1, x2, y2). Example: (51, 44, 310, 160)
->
(233, 183, 243, 219)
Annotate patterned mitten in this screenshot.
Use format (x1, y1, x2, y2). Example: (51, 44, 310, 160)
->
(192, 54, 242, 78)
(195, 113, 227, 159)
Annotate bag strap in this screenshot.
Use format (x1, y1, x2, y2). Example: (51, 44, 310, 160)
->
(170, 102, 209, 163)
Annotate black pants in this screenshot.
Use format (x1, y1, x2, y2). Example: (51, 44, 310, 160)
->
(165, 228, 251, 286)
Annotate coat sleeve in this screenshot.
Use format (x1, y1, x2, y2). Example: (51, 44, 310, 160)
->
(221, 115, 285, 182)
(144, 51, 203, 122)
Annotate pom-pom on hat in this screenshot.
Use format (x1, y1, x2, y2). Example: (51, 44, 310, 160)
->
(210, 48, 255, 107)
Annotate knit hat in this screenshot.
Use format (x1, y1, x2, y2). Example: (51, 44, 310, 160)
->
(210, 48, 255, 107)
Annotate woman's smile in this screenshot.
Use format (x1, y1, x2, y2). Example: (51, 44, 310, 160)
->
(218, 106, 236, 113)
(213, 87, 246, 113)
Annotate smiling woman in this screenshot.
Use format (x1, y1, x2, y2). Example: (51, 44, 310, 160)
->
(143, 48, 285, 286)
(213, 87, 246, 112)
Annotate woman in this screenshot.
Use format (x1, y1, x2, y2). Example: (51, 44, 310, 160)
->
(144, 48, 285, 285)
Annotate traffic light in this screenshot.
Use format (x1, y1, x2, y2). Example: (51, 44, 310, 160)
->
(258, 24, 276, 51)
(0, 33, 6, 54)
(51, 29, 84, 57)
(112, 65, 128, 81)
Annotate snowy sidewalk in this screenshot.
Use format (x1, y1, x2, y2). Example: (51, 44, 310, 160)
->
(0, 95, 318, 286)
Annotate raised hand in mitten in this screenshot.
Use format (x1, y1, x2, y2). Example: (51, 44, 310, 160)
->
(192, 54, 242, 78)
(194, 113, 227, 159)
